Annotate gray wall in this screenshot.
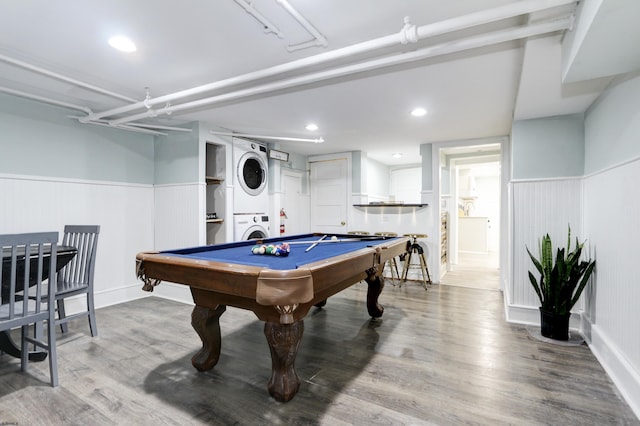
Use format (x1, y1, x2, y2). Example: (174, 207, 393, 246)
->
(511, 114, 584, 179)
(351, 150, 365, 195)
(0, 93, 154, 184)
(154, 121, 199, 184)
(420, 143, 433, 191)
(585, 72, 640, 173)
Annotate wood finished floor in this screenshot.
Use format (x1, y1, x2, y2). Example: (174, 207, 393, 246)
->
(1, 283, 637, 425)
(440, 252, 500, 291)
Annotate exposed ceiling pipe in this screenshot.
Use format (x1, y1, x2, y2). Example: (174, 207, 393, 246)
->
(0, 86, 92, 114)
(66, 115, 168, 135)
(67, 114, 190, 133)
(276, 0, 329, 51)
(126, 123, 192, 132)
(233, 0, 284, 38)
(109, 17, 572, 126)
(0, 53, 137, 103)
(115, 124, 167, 136)
(88, 0, 576, 122)
(209, 130, 324, 143)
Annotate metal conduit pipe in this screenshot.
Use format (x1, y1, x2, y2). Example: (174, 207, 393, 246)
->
(0, 54, 137, 103)
(90, 0, 576, 122)
(276, 0, 329, 51)
(109, 17, 572, 126)
(234, 0, 284, 38)
(209, 130, 323, 143)
(0, 86, 92, 113)
(126, 123, 192, 132)
(67, 114, 189, 133)
(66, 115, 168, 135)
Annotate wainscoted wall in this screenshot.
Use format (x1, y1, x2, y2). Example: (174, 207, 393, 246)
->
(153, 183, 204, 250)
(151, 182, 204, 304)
(583, 157, 640, 415)
(0, 173, 154, 311)
(507, 178, 583, 324)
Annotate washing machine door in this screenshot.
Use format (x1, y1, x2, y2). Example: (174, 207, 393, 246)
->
(237, 151, 267, 196)
(243, 225, 269, 240)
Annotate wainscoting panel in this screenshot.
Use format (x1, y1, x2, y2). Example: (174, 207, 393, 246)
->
(152, 183, 203, 303)
(584, 159, 640, 417)
(153, 183, 203, 251)
(0, 174, 154, 310)
(510, 178, 583, 310)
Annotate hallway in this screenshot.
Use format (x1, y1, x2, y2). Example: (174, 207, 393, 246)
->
(440, 251, 500, 290)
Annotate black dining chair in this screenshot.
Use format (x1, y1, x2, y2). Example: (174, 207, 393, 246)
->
(0, 232, 59, 386)
(55, 225, 100, 336)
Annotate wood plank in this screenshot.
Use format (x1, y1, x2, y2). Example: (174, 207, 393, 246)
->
(0, 283, 637, 424)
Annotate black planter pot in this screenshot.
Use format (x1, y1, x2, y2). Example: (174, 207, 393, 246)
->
(540, 308, 570, 340)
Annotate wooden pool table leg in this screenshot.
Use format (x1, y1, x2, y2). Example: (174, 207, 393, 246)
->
(190, 304, 226, 371)
(365, 268, 385, 318)
(264, 320, 304, 402)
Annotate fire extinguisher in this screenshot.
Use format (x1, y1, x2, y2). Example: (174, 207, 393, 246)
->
(279, 208, 287, 235)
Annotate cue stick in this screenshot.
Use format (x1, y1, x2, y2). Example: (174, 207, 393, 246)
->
(281, 238, 385, 245)
(305, 235, 327, 252)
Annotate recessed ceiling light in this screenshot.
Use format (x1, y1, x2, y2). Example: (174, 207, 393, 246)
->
(108, 36, 136, 52)
(392, 153, 403, 158)
(411, 107, 427, 117)
(305, 123, 318, 131)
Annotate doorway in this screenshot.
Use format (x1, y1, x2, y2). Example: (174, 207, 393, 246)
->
(438, 142, 502, 291)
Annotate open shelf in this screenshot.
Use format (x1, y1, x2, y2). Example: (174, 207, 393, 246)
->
(206, 218, 224, 224)
(353, 203, 427, 208)
(206, 176, 224, 185)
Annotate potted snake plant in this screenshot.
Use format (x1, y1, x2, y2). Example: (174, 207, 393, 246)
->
(526, 226, 596, 340)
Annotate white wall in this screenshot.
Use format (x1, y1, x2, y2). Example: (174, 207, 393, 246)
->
(507, 178, 583, 325)
(390, 167, 421, 204)
(0, 174, 154, 311)
(582, 73, 640, 417)
(366, 158, 390, 202)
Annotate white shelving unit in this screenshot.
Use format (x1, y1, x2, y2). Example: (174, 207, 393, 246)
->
(206, 143, 227, 244)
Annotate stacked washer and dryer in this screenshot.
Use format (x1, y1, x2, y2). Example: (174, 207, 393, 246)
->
(232, 139, 270, 241)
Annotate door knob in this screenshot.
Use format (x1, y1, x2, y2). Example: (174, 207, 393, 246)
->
(340, 221, 346, 226)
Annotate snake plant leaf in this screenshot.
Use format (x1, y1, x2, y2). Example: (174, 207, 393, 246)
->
(528, 271, 544, 304)
(570, 260, 596, 309)
(526, 246, 543, 275)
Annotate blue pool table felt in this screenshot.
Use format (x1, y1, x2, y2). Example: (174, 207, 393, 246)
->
(161, 234, 396, 270)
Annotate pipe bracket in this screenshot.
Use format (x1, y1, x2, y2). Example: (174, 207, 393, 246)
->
(400, 16, 419, 44)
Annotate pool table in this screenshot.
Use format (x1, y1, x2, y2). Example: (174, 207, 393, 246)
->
(136, 233, 408, 402)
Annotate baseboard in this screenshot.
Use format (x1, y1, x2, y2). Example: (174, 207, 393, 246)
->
(151, 282, 193, 305)
(589, 324, 640, 420)
(62, 283, 150, 315)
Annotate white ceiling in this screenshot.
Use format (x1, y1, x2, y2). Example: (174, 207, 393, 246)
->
(0, 0, 637, 165)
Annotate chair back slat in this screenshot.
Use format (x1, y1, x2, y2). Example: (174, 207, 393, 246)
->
(0, 232, 58, 327)
(0, 231, 60, 387)
(58, 225, 99, 293)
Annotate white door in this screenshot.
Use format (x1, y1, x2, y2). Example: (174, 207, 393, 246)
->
(309, 158, 348, 234)
(281, 170, 306, 236)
